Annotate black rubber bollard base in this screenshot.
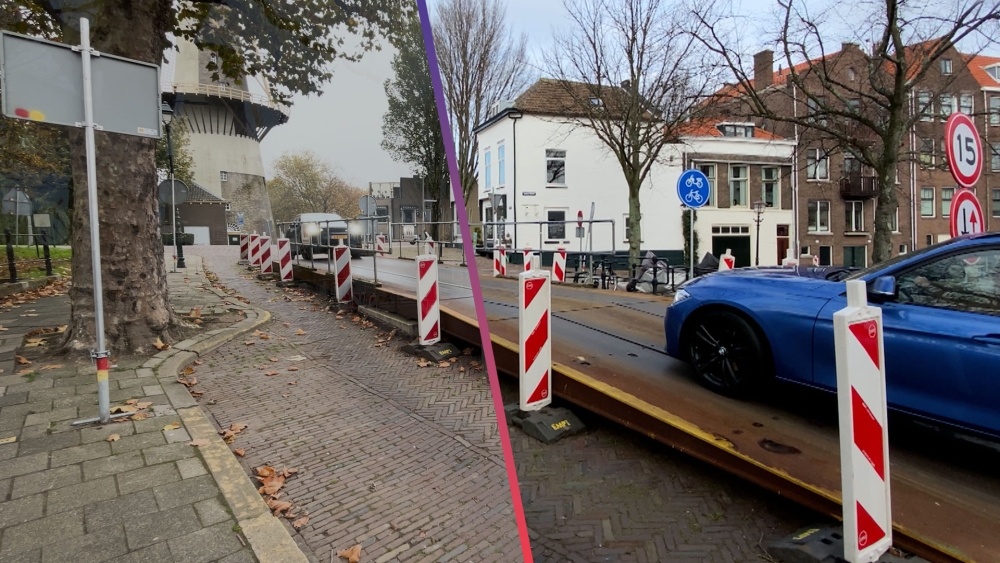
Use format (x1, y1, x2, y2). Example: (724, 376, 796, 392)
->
(400, 341, 461, 362)
(768, 526, 926, 563)
(503, 404, 585, 444)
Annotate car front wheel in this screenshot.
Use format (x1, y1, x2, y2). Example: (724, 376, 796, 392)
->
(685, 310, 772, 396)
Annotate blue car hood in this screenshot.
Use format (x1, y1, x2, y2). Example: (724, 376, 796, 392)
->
(688, 267, 848, 297)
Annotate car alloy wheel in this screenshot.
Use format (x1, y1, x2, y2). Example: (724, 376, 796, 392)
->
(686, 311, 769, 396)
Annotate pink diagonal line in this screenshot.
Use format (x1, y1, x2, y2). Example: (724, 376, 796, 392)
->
(415, 1, 532, 560)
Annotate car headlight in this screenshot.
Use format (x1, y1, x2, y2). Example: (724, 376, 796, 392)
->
(349, 224, 362, 235)
(672, 289, 691, 305)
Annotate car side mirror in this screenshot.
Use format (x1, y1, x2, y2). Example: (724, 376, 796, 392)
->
(869, 275, 897, 301)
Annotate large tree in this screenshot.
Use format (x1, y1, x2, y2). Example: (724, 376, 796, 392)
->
(155, 121, 195, 187)
(267, 152, 366, 223)
(2, 0, 409, 355)
(381, 9, 449, 238)
(432, 0, 528, 207)
(693, 0, 1000, 263)
(546, 0, 719, 267)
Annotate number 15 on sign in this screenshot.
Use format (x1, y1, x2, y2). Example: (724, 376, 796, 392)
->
(945, 113, 983, 188)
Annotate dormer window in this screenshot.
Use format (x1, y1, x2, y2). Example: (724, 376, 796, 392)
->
(941, 58, 953, 75)
(986, 64, 1000, 82)
(589, 98, 604, 108)
(718, 123, 754, 137)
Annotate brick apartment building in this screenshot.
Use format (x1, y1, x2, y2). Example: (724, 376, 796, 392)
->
(710, 41, 998, 267)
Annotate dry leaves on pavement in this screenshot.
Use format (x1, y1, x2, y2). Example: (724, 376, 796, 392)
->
(164, 422, 181, 432)
(106, 434, 120, 442)
(188, 439, 210, 447)
(14, 356, 30, 365)
(39, 364, 63, 370)
(337, 545, 362, 563)
(233, 448, 246, 457)
(153, 337, 170, 351)
(295, 328, 306, 335)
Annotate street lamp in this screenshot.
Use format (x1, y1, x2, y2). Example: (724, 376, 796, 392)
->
(752, 200, 766, 266)
(161, 103, 185, 269)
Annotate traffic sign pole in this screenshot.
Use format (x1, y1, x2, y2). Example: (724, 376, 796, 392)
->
(676, 169, 711, 281)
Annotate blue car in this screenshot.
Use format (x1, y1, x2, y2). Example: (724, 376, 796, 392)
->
(664, 233, 1000, 438)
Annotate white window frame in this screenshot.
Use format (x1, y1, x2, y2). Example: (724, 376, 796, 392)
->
(918, 92, 933, 121)
(484, 149, 492, 190)
(941, 58, 953, 75)
(845, 201, 865, 233)
(992, 189, 1000, 218)
(729, 164, 748, 207)
(545, 149, 567, 187)
(939, 94, 955, 121)
(941, 187, 955, 218)
(697, 163, 716, 207)
(959, 93, 974, 115)
(762, 167, 779, 208)
(919, 138, 935, 167)
(806, 149, 829, 181)
(497, 143, 505, 187)
(224, 203, 231, 211)
(545, 208, 568, 241)
(920, 187, 935, 218)
(992, 96, 1000, 125)
(220, 171, 228, 181)
(807, 200, 831, 233)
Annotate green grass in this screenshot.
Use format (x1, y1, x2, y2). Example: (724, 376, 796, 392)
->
(0, 246, 72, 279)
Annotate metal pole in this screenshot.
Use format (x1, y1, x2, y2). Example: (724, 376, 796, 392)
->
(689, 208, 694, 281)
(755, 213, 761, 266)
(372, 217, 379, 286)
(166, 121, 177, 272)
(78, 18, 111, 424)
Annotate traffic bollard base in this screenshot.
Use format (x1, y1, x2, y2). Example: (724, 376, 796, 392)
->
(400, 341, 460, 363)
(768, 527, 924, 563)
(503, 405, 585, 444)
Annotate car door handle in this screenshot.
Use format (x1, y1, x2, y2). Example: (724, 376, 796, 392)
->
(973, 334, 1000, 346)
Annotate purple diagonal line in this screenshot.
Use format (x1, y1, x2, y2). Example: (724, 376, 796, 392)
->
(414, 2, 533, 561)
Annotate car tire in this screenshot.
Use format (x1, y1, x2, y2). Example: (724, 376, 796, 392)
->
(684, 310, 773, 397)
(301, 247, 313, 260)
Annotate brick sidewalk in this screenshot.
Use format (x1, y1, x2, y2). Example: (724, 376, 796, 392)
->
(0, 256, 273, 563)
(189, 246, 523, 563)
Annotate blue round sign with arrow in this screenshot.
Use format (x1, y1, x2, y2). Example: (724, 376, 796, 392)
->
(677, 169, 711, 209)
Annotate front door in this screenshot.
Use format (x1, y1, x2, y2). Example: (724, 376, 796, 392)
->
(712, 235, 751, 267)
(776, 225, 790, 265)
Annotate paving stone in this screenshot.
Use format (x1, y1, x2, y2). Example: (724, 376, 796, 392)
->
(109, 370, 138, 381)
(49, 441, 110, 468)
(52, 394, 100, 409)
(135, 368, 155, 379)
(141, 442, 195, 465)
(16, 430, 81, 456)
(111, 431, 166, 455)
(124, 504, 201, 551)
(0, 441, 18, 461)
(0, 478, 9, 500)
(175, 458, 207, 480)
(5, 379, 54, 394)
(163, 427, 190, 444)
(110, 388, 143, 402)
(142, 385, 164, 396)
(153, 475, 219, 511)
(45, 476, 118, 514)
(0, 402, 51, 423)
(192, 497, 229, 527)
(0, 548, 41, 562)
(10, 464, 80, 499)
(216, 549, 256, 563)
(40, 522, 128, 563)
(84, 489, 157, 531)
(83, 449, 146, 480)
(16, 424, 48, 441)
(52, 375, 97, 388)
(82, 423, 137, 444)
(0, 453, 47, 481)
(26, 387, 76, 403)
(0, 493, 44, 529)
(0, 392, 28, 408)
(0, 508, 84, 557)
(117, 378, 149, 390)
(166, 520, 243, 563)
(133, 415, 180, 434)
(104, 541, 173, 563)
(116, 463, 181, 496)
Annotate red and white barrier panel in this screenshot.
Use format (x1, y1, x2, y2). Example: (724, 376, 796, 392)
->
(416, 255, 441, 345)
(376, 234, 387, 255)
(259, 236, 272, 274)
(834, 280, 891, 562)
(523, 247, 535, 272)
(519, 270, 551, 411)
(781, 248, 797, 267)
(276, 239, 292, 281)
(493, 245, 507, 277)
(718, 248, 734, 271)
(333, 245, 353, 304)
(249, 233, 260, 267)
(239, 234, 249, 264)
(552, 248, 567, 283)
(423, 233, 436, 256)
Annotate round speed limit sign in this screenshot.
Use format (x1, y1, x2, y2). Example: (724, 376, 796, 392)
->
(945, 113, 983, 188)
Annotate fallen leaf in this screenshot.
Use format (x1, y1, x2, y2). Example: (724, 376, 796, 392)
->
(189, 306, 202, 318)
(15, 356, 30, 365)
(244, 341, 255, 346)
(292, 515, 309, 529)
(258, 475, 285, 495)
(267, 498, 294, 515)
(281, 468, 298, 477)
(287, 355, 307, 361)
(153, 337, 169, 351)
(282, 322, 291, 328)
(182, 366, 196, 376)
(288, 381, 297, 386)
(136, 401, 153, 409)
(459, 367, 466, 372)
(438, 361, 449, 368)
(110, 405, 137, 414)
(188, 439, 209, 447)
(287, 366, 299, 372)
(177, 377, 198, 387)
(295, 329, 306, 335)
(193, 359, 204, 366)
(230, 423, 247, 433)
(164, 422, 181, 431)
(338, 545, 362, 563)
(56, 325, 67, 332)
(131, 413, 148, 421)
(26, 338, 42, 344)
(106, 434, 120, 442)
(281, 393, 290, 398)
(449, 357, 458, 363)
(125, 399, 138, 405)
(256, 466, 276, 478)
(259, 333, 270, 340)
(190, 391, 204, 397)
(265, 371, 279, 376)
(233, 448, 246, 457)
(269, 357, 279, 362)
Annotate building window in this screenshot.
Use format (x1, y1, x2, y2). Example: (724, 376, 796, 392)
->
(720, 124, 753, 137)
(807, 200, 830, 232)
(818, 246, 832, 266)
(888, 207, 899, 233)
(484, 150, 491, 190)
(225, 203, 231, 211)
(844, 246, 867, 268)
(900, 244, 908, 254)
(918, 92, 933, 121)
(845, 201, 865, 232)
(697, 163, 716, 206)
(546, 209, 566, 239)
(940, 58, 953, 75)
(545, 149, 566, 185)
(992, 143, 1000, 172)
(376, 206, 389, 223)
(992, 96, 1000, 125)
(846, 98, 861, 115)
(220, 171, 228, 181)
(941, 187, 955, 217)
(806, 149, 829, 180)
(959, 93, 974, 115)
(729, 165, 748, 206)
(762, 167, 779, 208)
(939, 95, 954, 120)
(844, 154, 861, 175)
(993, 189, 1000, 217)
(497, 144, 505, 186)
(919, 138, 934, 167)
(921, 187, 935, 217)
(807, 97, 826, 125)
(401, 206, 417, 224)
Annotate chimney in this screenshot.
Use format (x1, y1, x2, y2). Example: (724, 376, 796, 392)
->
(754, 50, 774, 91)
(842, 42, 859, 52)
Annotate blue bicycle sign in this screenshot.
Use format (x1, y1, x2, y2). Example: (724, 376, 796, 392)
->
(676, 169, 711, 209)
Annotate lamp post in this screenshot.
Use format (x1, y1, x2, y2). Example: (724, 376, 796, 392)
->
(752, 200, 766, 266)
(161, 103, 185, 269)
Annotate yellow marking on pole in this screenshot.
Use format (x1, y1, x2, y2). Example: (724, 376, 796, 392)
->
(97, 369, 108, 382)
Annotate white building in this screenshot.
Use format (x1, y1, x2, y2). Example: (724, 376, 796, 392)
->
(474, 79, 797, 267)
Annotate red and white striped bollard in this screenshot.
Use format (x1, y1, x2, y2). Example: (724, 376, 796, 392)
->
(249, 233, 260, 267)
(416, 254, 441, 345)
(276, 239, 292, 281)
(834, 280, 891, 562)
(376, 234, 387, 255)
(552, 248, 567, 283)
(423, 233, 435, 256)
(519, 269, 551, 411)
(333, 245, 352, 303)
(493, 244, 507, 277)
(258, 236, 272, 274)
(523, 247, 534, 272)
(239, 234, 249, 264)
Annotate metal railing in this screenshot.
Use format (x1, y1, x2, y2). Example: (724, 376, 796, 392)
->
(169, 82, 291, 117)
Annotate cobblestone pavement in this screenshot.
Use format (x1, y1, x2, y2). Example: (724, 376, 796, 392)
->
(497, 380, 816, 563)
(0, 256, 260, 563)
(189, 246, 523, 563)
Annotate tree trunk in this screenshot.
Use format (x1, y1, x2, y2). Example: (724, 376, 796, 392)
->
(872, 164, 898, 264)
(58, 1, 182, 356)
(627, 182, 642, 269)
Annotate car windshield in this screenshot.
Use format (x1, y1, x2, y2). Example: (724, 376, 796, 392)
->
(843, 238, 961, 280)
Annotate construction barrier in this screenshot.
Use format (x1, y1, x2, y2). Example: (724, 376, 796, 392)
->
(416, 254, 441, 345)
(834, 280, 892, 562)
(239, 234, 249, 264)
(552, 248, 567, 283)
(424, 233, 435, 256)
(259, 236, 272, 274)
(523, 247, 535, 272)
(718, 248, 734, 271)
(493, 245, 507, 277)
(333, 245, 352, 303)
(277, 239, 292, 281)
(376, 234, 387, 255)
(519, 269, 551, 411)
(249, 233, 261, 267)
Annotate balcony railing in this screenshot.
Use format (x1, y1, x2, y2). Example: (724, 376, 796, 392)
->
(839, 174, 880, 199)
